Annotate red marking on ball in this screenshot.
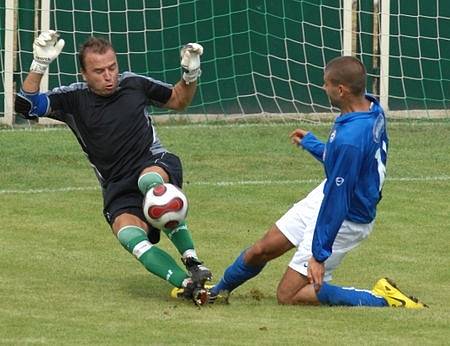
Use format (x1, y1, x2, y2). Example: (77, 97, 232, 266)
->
(152, 184, 167, 197)
(148, 197, 184, 219)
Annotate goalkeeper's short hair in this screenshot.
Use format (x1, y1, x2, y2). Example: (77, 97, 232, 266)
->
(79, 36, 115, 70)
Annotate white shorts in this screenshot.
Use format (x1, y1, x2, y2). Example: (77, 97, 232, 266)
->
(276, 180, 374, 282)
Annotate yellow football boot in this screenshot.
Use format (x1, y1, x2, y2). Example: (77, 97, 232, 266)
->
(372, 278, 428, 309)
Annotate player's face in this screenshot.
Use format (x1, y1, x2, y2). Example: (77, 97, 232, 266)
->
(81, 48, 119, 96)
(323, 71, 342, 108)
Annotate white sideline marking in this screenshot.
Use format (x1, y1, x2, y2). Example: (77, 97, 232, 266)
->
(0, 176, 449, 195)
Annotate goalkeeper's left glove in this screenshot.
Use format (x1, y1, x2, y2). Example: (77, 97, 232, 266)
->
(180, 43, 203, 84)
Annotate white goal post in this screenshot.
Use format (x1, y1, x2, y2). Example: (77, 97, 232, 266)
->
(2, 0, 15, 126)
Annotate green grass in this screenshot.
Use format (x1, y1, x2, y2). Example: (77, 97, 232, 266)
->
(1, 121, 449, 345)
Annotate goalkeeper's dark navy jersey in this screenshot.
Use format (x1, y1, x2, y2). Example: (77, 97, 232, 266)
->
(300, 94, 389, 262)
(45, 72, 172, 184)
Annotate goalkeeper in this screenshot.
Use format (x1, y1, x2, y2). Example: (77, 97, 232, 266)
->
(206, 56, 427, 308)
(15, 30, 212, 305)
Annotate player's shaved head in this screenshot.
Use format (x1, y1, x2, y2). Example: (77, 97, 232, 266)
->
(79, 37, 115, 70)
(324, 56, 366, 96)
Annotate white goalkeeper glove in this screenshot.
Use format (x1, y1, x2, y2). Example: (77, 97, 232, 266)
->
(30, 30, 65, 74)
(180, 43, 203, 84)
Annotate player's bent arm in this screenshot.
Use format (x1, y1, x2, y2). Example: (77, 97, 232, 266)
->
(164, 80, 197, 111)
(299, 132, 325, 162)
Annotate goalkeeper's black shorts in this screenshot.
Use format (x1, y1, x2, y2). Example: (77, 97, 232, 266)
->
(102, 151, 183, 226)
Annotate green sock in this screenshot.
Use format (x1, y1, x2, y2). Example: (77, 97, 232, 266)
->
(117, 226, 188, 287)
(163, 221, 195, 256)
(138, 172, 164, 194)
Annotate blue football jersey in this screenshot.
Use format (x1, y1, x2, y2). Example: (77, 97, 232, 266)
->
(300, 94, 389, 262)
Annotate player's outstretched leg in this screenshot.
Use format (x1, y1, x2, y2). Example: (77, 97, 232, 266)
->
(209, 250, 265, 301)
(372, 278, 428, 308)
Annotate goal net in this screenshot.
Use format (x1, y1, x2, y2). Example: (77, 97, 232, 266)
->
(1, 0, 449, 125)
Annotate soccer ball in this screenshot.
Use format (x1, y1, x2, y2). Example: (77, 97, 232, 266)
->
(143, 183, 188, 230)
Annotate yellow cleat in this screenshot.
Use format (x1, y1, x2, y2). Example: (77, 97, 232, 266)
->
(372, 278, 428, 309)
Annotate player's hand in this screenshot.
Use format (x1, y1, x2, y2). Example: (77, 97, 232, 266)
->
(307, 257, 325, 291)
(180, 43, 203, 84)
(30, 30, 65, 74)
(289, 128, 309, 145)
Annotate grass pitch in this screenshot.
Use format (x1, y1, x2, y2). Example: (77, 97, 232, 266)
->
(1, 121, 449, 345)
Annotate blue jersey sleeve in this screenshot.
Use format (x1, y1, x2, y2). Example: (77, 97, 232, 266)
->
(312, 144, 363, 262)
(300, 132, 325, 162)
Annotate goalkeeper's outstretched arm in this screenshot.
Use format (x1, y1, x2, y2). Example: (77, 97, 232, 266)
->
(164, 43, 203, 111)
(15, 30, 64, 118)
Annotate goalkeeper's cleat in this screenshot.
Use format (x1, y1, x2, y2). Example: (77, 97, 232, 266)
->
(182, 257, 212, 285)
(372, 278, 428, 309)
(171, 280, 208, 306)
(170, 284, 228, 305)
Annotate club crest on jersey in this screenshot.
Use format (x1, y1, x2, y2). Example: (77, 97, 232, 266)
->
(329, 129, 336, 143)
(335, 177, 344, 186)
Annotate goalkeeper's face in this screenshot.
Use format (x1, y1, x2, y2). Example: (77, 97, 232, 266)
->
(81, 48, 119, 96)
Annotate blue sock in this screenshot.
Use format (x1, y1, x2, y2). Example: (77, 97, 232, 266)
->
(317, 282, 388, 307)
(211, 250, 265, 296)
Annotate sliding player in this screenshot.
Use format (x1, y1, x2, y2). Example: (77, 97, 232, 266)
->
(206, 56, 427, 308)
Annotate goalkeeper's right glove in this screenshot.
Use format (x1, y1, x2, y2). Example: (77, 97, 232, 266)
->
(30, 30, 65, 74)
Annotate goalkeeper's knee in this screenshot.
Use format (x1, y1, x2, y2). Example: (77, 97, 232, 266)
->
(138, 172, 164, 194)
(117, 225, 152, 258)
